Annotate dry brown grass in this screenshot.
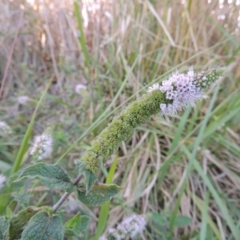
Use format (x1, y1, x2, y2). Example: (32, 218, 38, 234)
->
(1, 0, 240, 239)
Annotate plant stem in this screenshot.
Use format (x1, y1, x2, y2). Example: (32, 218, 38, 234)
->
(52, 174, 82, 213)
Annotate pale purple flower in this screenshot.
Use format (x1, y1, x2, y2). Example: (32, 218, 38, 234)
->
(147, 67, 214, 115)
(30, 133, 53, 160)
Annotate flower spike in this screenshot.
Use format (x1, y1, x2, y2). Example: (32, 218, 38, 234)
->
(81, 67, 223, 182)
(148, 67, 223, 115)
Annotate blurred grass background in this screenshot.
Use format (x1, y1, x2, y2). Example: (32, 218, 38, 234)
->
(0, 0, 240, 239)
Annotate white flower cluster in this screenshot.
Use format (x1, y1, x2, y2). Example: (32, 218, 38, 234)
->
(148, 67, 209, 115)
(64, 197, 79, 213)
(17, 96, 29, 105)
(0, 121, 12, 136)
(101, 214, 146, 240)
(0, 174, 6, 190)
(30, 133, 53, 160)
(75, 84, 87, 94)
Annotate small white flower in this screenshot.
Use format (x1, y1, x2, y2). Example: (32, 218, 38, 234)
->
(118, 214, 146, 238)
(99, 236, 108, 240)
(0, 121, 12, 136)
(107, 214, 146, 239)
(0, 174, 6, 190)
(147, 83, 160, 93)
(30, 133, 53, 160)
(75, 84, 87, 94)
(64, 197, 79, 213)
(187, 66, 194, 77)
(108, 228, 122, 240)
(17, 96, 29, 105)
(74, 30, 80, 38)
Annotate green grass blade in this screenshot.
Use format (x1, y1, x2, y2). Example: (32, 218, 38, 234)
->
(94, 155, 119, 239)
(200, 192, 209, 240)
(11, 81, 51, 175)
(157, 108, 191, 187)
(73, 1, 90, 69)
(182, 145, 240, 239)
(169, 84, 219, 232)
(191, 193, 221, 239)
(0, 80, 51, 214)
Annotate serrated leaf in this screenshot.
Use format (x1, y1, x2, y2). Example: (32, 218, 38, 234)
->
(77, 184, 121, 206)
(9, 206, 42, 240)
(14, 193, 32, 206)
(17, 163, 75, 192)
(65, 213, 90, 236)
(78, 161, 97, 193)
(21, 211, 64, 240)
(83, 169, 97, 193)
(0, 216, 10, 240)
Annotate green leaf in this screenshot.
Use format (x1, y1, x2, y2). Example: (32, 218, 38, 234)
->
(78, 161, 97, 193)
(13, 193, 32, 206)
(21, 211, 64, 240)
(9, 206, 42, 240)
(6, 206, 13, 219)
(0, 216, 10, 240)
(151, 212, 191, 236)
(151, 212, 168, 227)
(83, 169, 97, 193)
(16, 163, 75, 192)
(77, 184, 121, 206)
(94, 155, 118, 239)
(174, 216, 191, 227)
(65, 213, 90, 236)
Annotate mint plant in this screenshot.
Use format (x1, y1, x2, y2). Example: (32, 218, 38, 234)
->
(0, 67, 223, 239)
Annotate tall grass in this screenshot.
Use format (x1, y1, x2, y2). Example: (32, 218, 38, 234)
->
(0, 0, 240, 239)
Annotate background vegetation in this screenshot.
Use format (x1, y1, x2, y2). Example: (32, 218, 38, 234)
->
(0, 0, 240, 239)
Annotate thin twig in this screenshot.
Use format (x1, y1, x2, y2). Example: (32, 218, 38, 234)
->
(52, 174, 82, 213)
(0, 12, 23, 99)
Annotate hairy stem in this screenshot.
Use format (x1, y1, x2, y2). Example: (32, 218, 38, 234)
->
(52, 174, 82, 213)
